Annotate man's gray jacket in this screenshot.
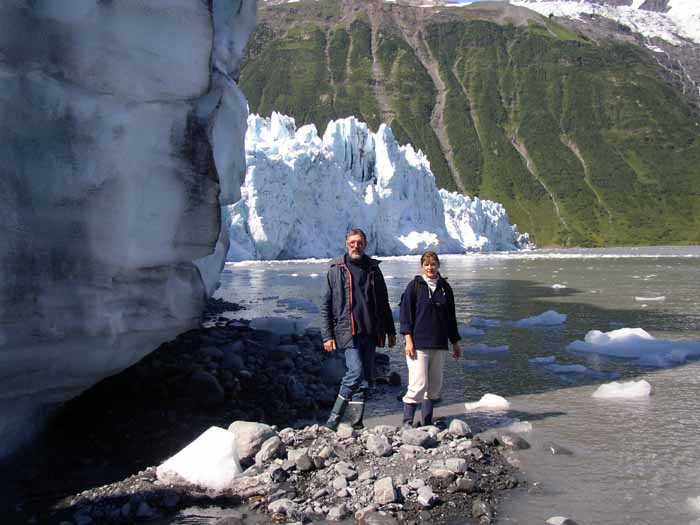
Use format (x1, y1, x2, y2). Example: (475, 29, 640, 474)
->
(320, 255, 396, 350)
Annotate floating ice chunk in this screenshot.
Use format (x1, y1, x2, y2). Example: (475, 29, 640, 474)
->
(528, 356, 557, 365)
(470, 317, 502, 328)
(463, 360, 498, 368)
(551, 284, 566, 289)
(463, 343, 509, 355)
(545, 364, 591, 374)
(592, 380, 652, 399)
(249, 316, 308, 335)
(634, 296, 666, 302)
(458, 324, 485, 337)
(277, 297, 320, 313)
(156, 427, 241, 493)
(688, 495, 700, 513)
(465, 393, 510, 411)
(568, 328, 700, 368)
(309, 273, 319, 278)
(514, 310, 567, 328)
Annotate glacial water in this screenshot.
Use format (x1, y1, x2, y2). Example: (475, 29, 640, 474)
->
(218, 246, 700, 524)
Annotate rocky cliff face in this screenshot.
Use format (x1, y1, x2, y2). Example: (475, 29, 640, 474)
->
(0, 0, 257, 459)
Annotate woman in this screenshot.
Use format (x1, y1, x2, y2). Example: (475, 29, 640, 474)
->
(399, 251, 461, 427)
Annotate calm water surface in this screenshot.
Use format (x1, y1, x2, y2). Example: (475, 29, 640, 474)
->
(215, 246, 700, 525)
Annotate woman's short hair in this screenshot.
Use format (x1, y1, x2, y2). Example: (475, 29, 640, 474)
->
(346, 228, 367, 243)
(421, 251, 440, 267)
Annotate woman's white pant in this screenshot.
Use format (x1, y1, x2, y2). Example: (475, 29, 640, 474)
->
(402, 350, 446, 404)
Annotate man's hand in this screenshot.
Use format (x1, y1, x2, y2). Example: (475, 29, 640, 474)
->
(323, 339, 337, 352)
(387, 334, 396, 348)
(451, 342, 461, 360)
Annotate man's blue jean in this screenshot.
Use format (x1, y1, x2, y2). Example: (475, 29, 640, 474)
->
(339, 335, 376, 400)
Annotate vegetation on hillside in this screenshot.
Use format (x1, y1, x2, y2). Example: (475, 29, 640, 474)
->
(240, 0, 700, 246)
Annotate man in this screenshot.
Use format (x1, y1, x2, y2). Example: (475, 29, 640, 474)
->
(320, 228, 397, 431)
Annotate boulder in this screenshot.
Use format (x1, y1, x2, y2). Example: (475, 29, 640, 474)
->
(228, 421, 276, 465)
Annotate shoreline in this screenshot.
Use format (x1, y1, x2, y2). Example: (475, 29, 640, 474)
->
(1, 300, 525, 524)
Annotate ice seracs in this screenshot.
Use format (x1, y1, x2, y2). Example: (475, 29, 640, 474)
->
(226, 113, 530, 261)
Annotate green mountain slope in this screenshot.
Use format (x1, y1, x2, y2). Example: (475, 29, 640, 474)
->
(240, 0, 700, 246)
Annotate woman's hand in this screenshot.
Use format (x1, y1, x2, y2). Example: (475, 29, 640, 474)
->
(451, 342, 461, 360)
(405, 335, 415, 360)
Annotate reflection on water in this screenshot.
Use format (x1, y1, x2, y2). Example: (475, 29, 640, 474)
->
(216, 247, 700, 524)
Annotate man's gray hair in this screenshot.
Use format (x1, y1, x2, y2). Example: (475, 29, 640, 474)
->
(346, 228, 367, 242)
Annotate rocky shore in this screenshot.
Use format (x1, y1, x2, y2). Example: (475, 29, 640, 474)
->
(2, 300, 526, 524)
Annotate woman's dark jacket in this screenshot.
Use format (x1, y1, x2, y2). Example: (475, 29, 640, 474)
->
(399, 275, 461, 350)
(320, 255, 396, 350)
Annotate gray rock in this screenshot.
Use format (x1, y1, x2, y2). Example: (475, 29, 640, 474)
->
(188, 370, 225, 407)
(498, 432, 531, 450)
(401, 429, 435, 448)
(222, 351, 244, 371)
(408, 478, 426, 489)
(466, 447, 484, 460)
(295, 452, 314, 472)
(313, 487, 328, 499)
(366, 434, 393, 457)
(448, 419, 472, 438)
(327, 504, 349, 521)
(268, 498, 297, 515)
(445, 457, 468, 473)
(358, 469, 376, 482)
(286, 448, 307, 462)
(373, 477, 397, 505)
(136, 501, 156, 518)
(333, 476, 348, 490)
(337, 424, 356, 439)
(544, 442, 574, 456)
(356, 510, 400, 524)
(429, 468, 456, 482)
(546, 517, 578, 525)
(228, 421, 276, 464)
(399, 444, 425, 457)
(452, 476, 477, 494)
(335, 462, 358, 480)
(199, 346, 224, 359)
(371, 425, 398, 435)
(472, 498, 493, 519)
(255, 436, 282, 464)
(416, 486, 438, 508)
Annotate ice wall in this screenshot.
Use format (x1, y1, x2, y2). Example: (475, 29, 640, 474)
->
(0, 0, 257, 458)
(226, 113, 529, 260)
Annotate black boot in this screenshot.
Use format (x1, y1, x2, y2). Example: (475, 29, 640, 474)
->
(348, 400, 365, 429)
(402, 403, 417, 428)
(421, 398, 433, 426)
(325, 396, 348, 431)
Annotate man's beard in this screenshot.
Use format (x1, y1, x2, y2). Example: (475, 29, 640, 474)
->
(349, 250, 363, 260)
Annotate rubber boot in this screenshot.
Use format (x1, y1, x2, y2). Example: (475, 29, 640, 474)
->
(325, 396, 348, 431)
(421, 398, 434, 426)
(348, 400, 365, 429)
(402, 403, 417, 428)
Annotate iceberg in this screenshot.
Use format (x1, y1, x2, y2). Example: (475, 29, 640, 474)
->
(0, 1, 257, 458)
(226, 113, 530, 260)
(568, 327, 700, 368)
